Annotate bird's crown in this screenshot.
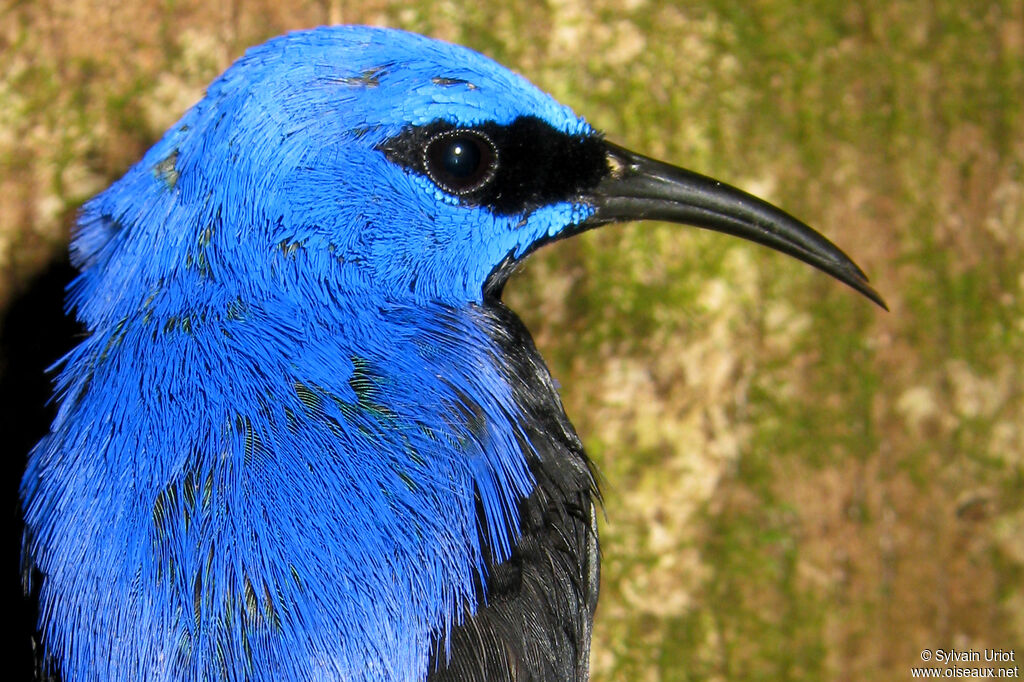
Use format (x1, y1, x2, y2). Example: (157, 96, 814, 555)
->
(70, 25, 610, 329)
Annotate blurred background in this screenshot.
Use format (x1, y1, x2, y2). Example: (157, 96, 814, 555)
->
(1, 0, 1021, 679)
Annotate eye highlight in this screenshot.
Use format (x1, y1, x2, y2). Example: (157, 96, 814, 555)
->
(423, 130, 498, 195)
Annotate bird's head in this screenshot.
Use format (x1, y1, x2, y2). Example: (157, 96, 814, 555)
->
(69, 25, 882, 330)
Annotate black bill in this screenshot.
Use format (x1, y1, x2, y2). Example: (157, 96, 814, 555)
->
(581, 142, 886, 309)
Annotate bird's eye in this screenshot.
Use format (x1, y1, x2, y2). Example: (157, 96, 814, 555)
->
(423, 130, 498, 195)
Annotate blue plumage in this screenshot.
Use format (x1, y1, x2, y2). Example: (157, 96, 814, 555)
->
(22, 25, 882, 682)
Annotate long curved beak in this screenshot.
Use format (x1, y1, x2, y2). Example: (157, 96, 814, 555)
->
(581, 142, 886, 309)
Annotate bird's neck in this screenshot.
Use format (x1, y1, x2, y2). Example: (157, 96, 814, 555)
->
(25, 292, 541, 680)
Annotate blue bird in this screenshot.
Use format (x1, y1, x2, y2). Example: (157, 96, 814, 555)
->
(21, 26, 883, 682)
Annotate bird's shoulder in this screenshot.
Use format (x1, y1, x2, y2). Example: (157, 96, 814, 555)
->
(427, 302, 601, 682)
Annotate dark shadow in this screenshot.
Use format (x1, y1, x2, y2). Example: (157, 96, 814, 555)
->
(1, 256, 80, 681)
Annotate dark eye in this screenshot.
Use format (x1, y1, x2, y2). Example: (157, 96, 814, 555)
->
(423, 129, 498, 195)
